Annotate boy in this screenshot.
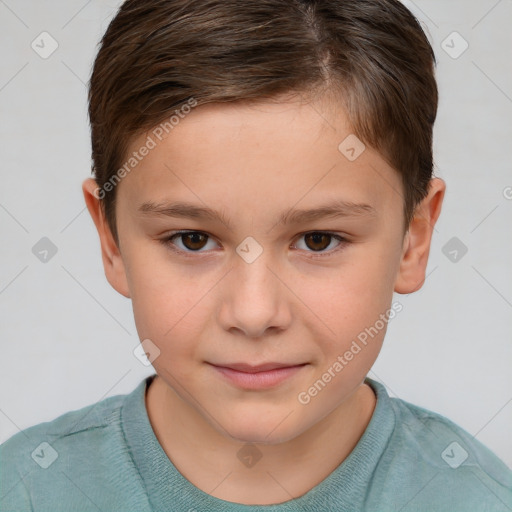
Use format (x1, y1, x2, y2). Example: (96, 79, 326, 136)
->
(1, 0, 511, 510)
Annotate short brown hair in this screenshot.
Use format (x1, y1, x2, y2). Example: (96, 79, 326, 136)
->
(88, 0, 438, 244)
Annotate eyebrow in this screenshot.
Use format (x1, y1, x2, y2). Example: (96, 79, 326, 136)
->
(137, 199, 377, 230)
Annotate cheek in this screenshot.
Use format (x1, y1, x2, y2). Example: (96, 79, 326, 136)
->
(126, 248, 208, 352)
(299, 254, 396, 330)
(289, 243, 399, 370)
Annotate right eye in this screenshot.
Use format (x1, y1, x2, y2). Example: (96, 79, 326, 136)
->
(160, 230, 220, 255)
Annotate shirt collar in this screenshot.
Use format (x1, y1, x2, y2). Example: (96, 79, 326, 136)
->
(121, 374, 395, 511)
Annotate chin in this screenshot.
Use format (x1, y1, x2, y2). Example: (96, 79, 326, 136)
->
(220, 416, 303, 446)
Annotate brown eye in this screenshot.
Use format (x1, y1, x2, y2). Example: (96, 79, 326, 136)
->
(294, 231, 347, 257)
(179, 232, 209, 251)
(304, 232, 333, 252)
(163, 231, 217, 253)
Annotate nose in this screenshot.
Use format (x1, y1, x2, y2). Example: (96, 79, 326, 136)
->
(218, 253, 292, 339)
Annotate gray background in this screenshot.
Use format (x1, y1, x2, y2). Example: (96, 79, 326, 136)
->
(1, 0, 511, 469)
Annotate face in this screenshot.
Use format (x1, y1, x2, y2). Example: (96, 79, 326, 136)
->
(84, 93, 443, 445)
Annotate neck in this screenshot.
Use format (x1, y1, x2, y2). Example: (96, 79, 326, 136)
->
(145, 374, 376, 505)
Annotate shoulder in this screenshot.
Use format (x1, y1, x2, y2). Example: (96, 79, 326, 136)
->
(389, 395, 511, 480)
(0, 384, 150, 512)
(1, 391, 126, 461)
(369, 389, 512, 511)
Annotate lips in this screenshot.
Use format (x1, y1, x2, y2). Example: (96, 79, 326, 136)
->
(208, 362, 308, 389)
(214, 362, 306, 373)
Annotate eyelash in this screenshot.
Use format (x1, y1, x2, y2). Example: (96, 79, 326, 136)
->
(159, 230, 349, 259)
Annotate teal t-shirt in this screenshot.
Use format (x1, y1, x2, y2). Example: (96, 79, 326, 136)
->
(1, 375, 511, 511)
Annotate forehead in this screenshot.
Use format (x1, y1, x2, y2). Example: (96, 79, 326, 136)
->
(117, 96, 403, 223)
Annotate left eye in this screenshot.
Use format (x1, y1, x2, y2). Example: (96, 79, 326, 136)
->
(294, 232, 345, 253)
(161, 231, 347, 256)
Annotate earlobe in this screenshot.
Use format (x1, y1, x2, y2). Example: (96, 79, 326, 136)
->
(394, 177, 446, 294)
(82, 178, 131, 298)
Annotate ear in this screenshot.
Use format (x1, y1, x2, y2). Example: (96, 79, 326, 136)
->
(394, 177, 446, 294)
(82, 178, 131, 298)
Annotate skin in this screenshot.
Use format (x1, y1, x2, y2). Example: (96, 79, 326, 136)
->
(82, 92, 445, 505)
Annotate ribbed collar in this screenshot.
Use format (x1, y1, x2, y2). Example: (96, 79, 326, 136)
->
(121, 374, 395, 511)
